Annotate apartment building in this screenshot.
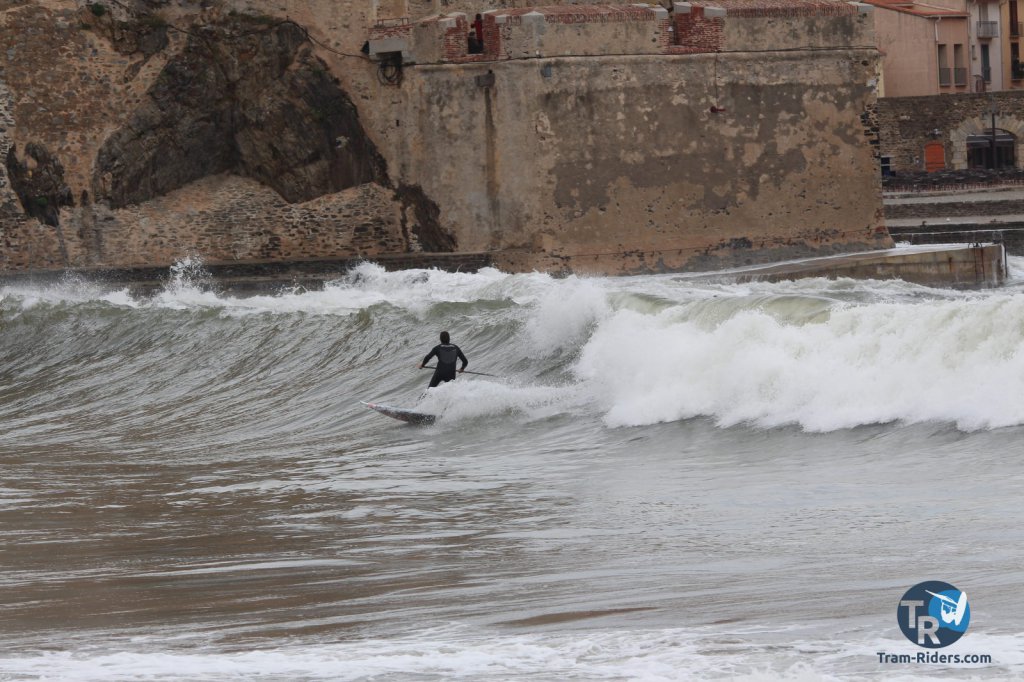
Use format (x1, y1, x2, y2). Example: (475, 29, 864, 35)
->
(866, 0, 971, 96)
(1003, 0, 1024, 88)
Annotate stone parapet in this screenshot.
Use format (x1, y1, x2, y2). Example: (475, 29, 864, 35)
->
(398, 1, 872, 64)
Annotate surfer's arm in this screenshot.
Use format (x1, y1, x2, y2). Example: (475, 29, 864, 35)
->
(420, 345, 439, 368)
(457, 347, 468, 372)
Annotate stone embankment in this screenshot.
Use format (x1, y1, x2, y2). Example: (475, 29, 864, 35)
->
(0, 252, 493, 295)
(884, 185, 1024, 256)
(724, 243, 1005, 288)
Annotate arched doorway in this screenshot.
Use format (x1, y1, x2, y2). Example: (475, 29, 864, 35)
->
(967, 129, 1016, 169)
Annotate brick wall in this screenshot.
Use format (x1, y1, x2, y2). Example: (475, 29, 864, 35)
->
(368, 20, 413, 41)
(673, 7, 724, 52)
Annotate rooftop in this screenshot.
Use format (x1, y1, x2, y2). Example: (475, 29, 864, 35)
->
(861, 0, 968, 18)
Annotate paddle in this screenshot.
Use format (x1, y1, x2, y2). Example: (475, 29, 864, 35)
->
(420, 365, 498, 378)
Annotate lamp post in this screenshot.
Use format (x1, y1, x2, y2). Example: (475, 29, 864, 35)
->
(989, 101, 999, 169)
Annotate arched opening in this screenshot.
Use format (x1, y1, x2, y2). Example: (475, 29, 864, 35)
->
(966, 128, 1016, 169)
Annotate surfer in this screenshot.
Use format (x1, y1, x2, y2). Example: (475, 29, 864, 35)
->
(419, 331, 468, 388)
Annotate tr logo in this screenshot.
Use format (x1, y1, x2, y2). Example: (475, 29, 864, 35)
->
(897, 581, 971, 648)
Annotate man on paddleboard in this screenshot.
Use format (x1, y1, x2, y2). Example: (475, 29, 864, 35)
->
(420, 331, 468, 388)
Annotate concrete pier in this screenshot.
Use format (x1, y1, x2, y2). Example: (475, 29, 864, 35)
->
(722, 244, 1005, 288)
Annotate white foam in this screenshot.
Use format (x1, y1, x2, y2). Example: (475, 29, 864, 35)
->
(2, 626, 1020, 681)
(522, 276, 611, 355)
(415, 375, 584, 424)
(574, 291, 1024, 431)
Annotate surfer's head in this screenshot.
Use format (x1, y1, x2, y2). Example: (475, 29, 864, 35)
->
(440, 331, 450, 344)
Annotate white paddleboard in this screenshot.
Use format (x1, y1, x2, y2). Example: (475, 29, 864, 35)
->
(361, 401, 437, 425)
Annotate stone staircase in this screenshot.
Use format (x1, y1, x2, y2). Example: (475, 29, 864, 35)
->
(884, 186, 1024, 255)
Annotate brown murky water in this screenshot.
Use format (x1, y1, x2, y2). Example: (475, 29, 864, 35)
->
(1, 263, 1023, 679)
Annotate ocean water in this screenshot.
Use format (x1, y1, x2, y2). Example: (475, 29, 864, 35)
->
(1, 258, 1023, 680)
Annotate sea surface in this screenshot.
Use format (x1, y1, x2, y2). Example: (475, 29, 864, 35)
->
(2, 257, 1024, 681)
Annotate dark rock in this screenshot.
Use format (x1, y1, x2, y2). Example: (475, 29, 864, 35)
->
(395, 183, 456, 252)
(94, 18, 388, 208)
(5, 142, 75, 226)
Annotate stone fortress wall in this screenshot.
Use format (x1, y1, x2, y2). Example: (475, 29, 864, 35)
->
(0, 0, 889, 276)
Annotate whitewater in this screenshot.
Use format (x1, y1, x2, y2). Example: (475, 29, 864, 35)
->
(1, 258, 1023, 680)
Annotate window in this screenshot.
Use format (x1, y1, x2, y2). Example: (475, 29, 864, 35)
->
(938, 44, 951, 86)
(880, 156, 894, 177)
(954, 44, 967, 85)
(967, 130, 1016, 169)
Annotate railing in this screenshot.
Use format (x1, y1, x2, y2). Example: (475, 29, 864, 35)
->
(982, 66, 992, 82)
(954, 67, 968, 86)
(1012, 21, 1023, 37)
(1014, 62, 1024, 80)
(978, 21, 999, 38)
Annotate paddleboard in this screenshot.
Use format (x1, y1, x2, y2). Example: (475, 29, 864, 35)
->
(361, 401, 437, 425)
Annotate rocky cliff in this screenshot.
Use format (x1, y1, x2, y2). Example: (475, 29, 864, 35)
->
(0, 1, 450, 270)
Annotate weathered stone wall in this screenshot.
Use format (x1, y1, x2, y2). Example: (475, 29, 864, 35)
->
(0, 0, 887, 277)
(0, 175, 406, 270)
(390, 49, 887, 275)
(878, 91, 1024, 173)
(676, 0, 870, 54)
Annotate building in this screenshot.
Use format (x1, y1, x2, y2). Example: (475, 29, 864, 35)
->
(865, 0, 970, 97)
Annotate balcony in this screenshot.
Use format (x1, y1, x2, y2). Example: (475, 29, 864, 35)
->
(954, 67, 968, 86)
(977, 21, 999, 38)
(1014, 61, 1024, 80)
(1013, 22, 1023, 37)
(982, 66, 992, 82)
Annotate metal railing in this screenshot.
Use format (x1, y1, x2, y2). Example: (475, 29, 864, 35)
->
(954, 67, 968, 86)
(1014, 62, 1024, 80)
(1012, 21, 1023, 37)
(978, 21, 999, 38)
(982, 66, 992, 82)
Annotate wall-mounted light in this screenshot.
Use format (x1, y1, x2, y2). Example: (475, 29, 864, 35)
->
(475, 70, 495, 88)
(931, 128, 942, 138)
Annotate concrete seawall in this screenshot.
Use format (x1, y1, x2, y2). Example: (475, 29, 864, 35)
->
(719, 244, 1006, 288)
(0, 245, 1003, 293)
(0, 253, 493, 295)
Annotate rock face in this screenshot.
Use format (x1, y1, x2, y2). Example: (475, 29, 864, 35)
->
(94, 18, 388, 209)
(6, 142, 74, 227)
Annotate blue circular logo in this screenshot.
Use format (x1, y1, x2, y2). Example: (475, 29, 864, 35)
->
(897, 581, 970, 648)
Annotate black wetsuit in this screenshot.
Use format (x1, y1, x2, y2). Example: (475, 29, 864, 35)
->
(423, 343, 468, 388)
